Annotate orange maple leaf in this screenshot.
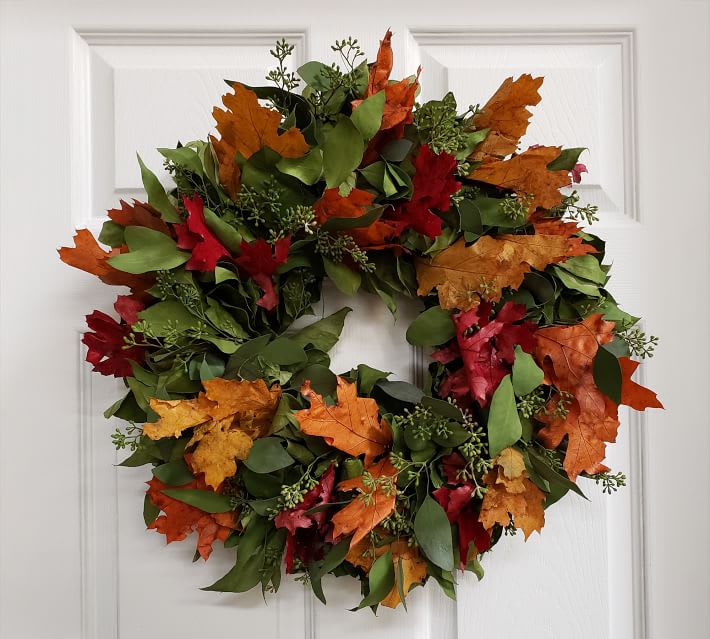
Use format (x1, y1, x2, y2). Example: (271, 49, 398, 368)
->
(210, 83, 310, 199)
(469, 74, 544, 161)
(366, 29, 393, 96)
(469, 146, 571, 211)
(331, 458, 397, 547)
(107, 199, 171, 236)
(296, 376, 392, 465)
(58, 229, 153, 295)
(619, 357, 663, 410)
(146, 475, 237, 560)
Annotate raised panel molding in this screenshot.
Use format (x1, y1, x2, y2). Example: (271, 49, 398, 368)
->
(406, 29, 638, 223)
(69, 28, 307, 231)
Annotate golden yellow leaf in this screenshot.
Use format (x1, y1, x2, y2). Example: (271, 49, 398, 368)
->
(143, 378, 281, 488)
(415, 234, 572, 311)
(346, 537, 427, 608)
(479, 448, 545, 539)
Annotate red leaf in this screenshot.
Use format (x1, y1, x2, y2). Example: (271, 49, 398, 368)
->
(234, 237, 291, 310)
(175, 194, 230, 271)
(275, 464, 336, 535)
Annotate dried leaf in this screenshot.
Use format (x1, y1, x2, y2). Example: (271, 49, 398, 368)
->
(296, 377, 392, 465)
(619, 357, 663, 410)
(479, 447, 545, 539)
(107, 199, 170, 235)
(416, 234, 573, 311)
(366, 30, 393, 96)
(144, 378, 281, 488)
(332, 458, 397, 547)
(532, 218, 598, 257)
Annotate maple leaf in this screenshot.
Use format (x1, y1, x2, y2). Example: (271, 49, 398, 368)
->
(434, 301, 536, 407)
(469, 74, 544, 162)
(479, 447, 545, 539)
(296, 376, 392, 465)
(313, 187, 402, 248)
(174, 194, 230, 271)
(82, 295, 145, 377)
(391, 144, 461, 238)
(366, 29, 394, 96)
(107, 199, 170, 235)
(234, 237, 290, 310)
(469, 146, 571, 211)
(346, 537, 427, 608)
(143, 378, 281, 488)
(619, 357, 663, 410)
(146, 475, 237, 560)
(532, 218, 598, 257)
(210, 83, 309, 199)
(58, 229, 153, 295)
(416, 233, 573, 311)
(331, 458, 397, 547)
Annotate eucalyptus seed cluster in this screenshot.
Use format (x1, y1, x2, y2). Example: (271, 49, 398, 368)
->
(413, 92, 470, 155)
(315, 231, 374, 271)
(517, 388, 547, 418)
(619, 327, 658, 359)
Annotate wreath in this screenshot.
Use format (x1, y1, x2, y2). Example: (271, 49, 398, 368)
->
(60, 31, 662, 611)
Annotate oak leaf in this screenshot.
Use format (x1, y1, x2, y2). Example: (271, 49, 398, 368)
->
(346, 537, 426, 608)
(479, 447, 545, 539)
(331, 458, 397, 547)
(234, 237, 291, 310)
(532, 218, 598, 257)
(469, 146, 571, 211)
(469, 75, 543, 161)
(107, 199, 170, 235)
(146, 475, 237, 560)
(210, 83, 309, 199)
(143, 378, 281, 488)
(619, 357, 663, 410)
(296, 377, 392, 465)
(415, 234, 573, 311)
(174, 194, 230, 271)
(366, 29, 394, 96)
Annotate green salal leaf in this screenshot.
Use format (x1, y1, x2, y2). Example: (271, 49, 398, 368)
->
(98, 220, 125, 247)
(511, 346, 544, 397)
(351, 551, 395, 610)
(414, 496, 455, 572)
(152, 459, 194, 486)
(527, 449, 587, 500)
(455, 129, 488, 160)
(161, 488, 233, 513)
(472, 196, 526, 229)
(107, 226, 189, 274)
(137, 300, 201, 335)
(323, 258, 361, 296)
(290, 364, 337, 396)
(291, 309, 352, 352)
(551, 265, 602, 297)
(380, 138, 413, 162)
(487, 375, 522, 457)
(136, 154, 181, 222)
(356, 364, 390, 395)
(547, 147, 587, 171)
(203, 208, 243, 252)
(421, 396, 463, 421)
(320, 204, 384, 232)
(377, 380, 425, 405)
(593, 345, 622, 404)
(205, 298, 248, 339)
(351, 90, 385, 140)
(157, 146, 204, 175)
(406, 306, 455, 346)
(309, 537, 351, 604)
(322, 116, 365, 188)
(143, 494, 160, 526)
(244, 437, 295, 474)
(277, 149, 323, 185)
(261, 337, 307, 365)
(555, 255, 607, 285)
(297, 60, 332, 90)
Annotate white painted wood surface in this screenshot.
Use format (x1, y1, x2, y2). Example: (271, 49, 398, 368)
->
(1, 2, 708, 638)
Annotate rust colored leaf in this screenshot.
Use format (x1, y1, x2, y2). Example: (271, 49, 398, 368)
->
(58, 229, 153, 295)
(346, 537, 427, 608)
(210, 83, 310, 199)
(366, 29, 393, 96)
(470, 75, 544, 161)
(532, 218, 598, 257)
(619, 357, 663, 410)
(107, 200, 171, 235)
(415, 234, 573, 311)
(469, 146, 571, 211)
(479, 447, 545, 539)
(143, 378, 281, 488)
(296, 376, 392, 465)
(331, 458, 397, 547)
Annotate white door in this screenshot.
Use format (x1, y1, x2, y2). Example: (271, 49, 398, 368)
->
(1, 1, 708, 638)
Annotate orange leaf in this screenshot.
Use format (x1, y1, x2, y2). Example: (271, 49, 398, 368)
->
(58, 229, 153, 295)
(619, 357, 663, 410)
(532, 218, 598, 257)
(367, 29, 393, 96)
(346, 537, 426, 608)
(331, 458, 397, 547)
(469, 146, 571, 211)
(210, 83, 310, 199)
(296, 376, 392, 465)
(107, 199, 171, 235)
(470, 75, 544, 161)
(146, 475, 237, 560)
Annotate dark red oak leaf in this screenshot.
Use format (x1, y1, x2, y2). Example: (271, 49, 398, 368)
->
(175, 194, 230, 271)
(234, 237, 291, 311)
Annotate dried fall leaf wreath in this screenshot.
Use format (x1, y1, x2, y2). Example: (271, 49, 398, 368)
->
(60, 32, 662, 611)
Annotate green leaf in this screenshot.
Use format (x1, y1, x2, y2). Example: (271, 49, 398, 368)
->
(487, 375, 522, 457)
(137, 300, 201, 335)
(297, 61, 332, 90)
(290, 364, 337, 396)
(527, 449, 587, 500)
(289, 308, 351, 352)
(98, 220, 125, 247)
(319, 204, 384, 232)
(161, 489, 233, 513)
(108, 226, 189, 274)
(152, 459, 194, 486)
(547, 147, 586, 171)
(351, 551, 395, 610)
(376, 380, 424, 404)
(244, 438, 294, 474)
(203, 208, 243, 252)
(143, 494, 160, 526)
(158, 146, 204, 175)
(406, 306, 455, 346)
(414, 497, 454, 571)
(214, 266, 239, 284)
(511, 346, 544, 397)
(136, 154, 181, 222)
(205, 298, 248, 339)
(473, 196, 525, 229)
(556, 255, 607, 285)
(421, 396, 463, 420)
(551, 266, 602, 297)
(323, 258, 361, 296)
(310, 537, 351, 604)
(356, 364, 390, 395)
(277, 149, 323, 185)
(593, 345, 622, 404)
(351, 90, 385, 140)
(262, 337, 307, 365)
(322, 117, 364, 188)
